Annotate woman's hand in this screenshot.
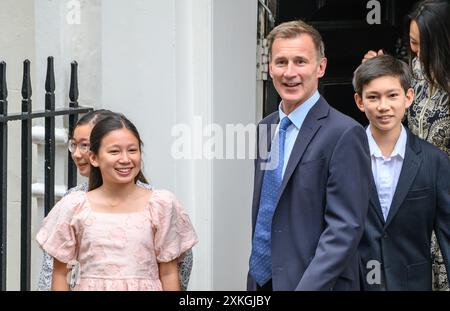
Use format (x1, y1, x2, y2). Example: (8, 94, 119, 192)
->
(362, 49, 384, 62)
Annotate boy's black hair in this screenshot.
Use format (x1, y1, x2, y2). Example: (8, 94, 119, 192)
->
(352, 55, 412, 96)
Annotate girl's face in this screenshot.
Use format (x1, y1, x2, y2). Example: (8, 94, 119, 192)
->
(89, 128, 141, 186)
(409, 20, 420, 57)
(70, 124, 93, 177)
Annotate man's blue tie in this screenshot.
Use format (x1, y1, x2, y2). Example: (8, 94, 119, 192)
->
(249, 116, 292, 286)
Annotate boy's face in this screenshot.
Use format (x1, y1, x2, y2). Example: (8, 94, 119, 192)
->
(354, 75, 414, 135)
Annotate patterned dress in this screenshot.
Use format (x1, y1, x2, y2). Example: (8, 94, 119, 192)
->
(37, 182, 195, 291)
(407, 57, 450, 291)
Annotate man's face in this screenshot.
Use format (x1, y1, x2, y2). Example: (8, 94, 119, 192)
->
(355, 76, 414, 136)
(269, 34, 327, 112)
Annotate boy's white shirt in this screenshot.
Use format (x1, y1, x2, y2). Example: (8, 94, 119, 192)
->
(366, 124, 407, 220)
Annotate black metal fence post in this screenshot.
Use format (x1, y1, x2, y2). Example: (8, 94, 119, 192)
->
(0, 61, 8, 290)
(67, 61, 79, 189)
(44, 57, 56, 216)
(20, 60, 32, 291)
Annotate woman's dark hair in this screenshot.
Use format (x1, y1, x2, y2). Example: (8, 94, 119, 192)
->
(88, 113, 148, 190)
(405, 0, 450, 95)
(69, 109, 115, 139)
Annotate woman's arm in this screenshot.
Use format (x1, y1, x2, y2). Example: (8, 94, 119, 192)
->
(159, 259, 181, 291)
(52, 258, 70, 291)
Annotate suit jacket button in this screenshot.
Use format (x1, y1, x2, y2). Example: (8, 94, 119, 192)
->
(383, 233, 388, 239)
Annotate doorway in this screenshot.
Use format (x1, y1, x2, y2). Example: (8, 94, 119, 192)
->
(263, 0, 420, 125)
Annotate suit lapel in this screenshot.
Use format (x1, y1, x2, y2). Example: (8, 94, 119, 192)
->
(384, 132, 422, 228)
(369, 174, 385, 224)
(277, 97, 328, 201)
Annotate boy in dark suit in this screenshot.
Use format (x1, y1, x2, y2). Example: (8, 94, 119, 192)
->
(353, 55, 450, 290)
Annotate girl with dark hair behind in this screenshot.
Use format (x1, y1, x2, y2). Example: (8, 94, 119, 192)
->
(36, 113, 198, 290)
(363, 0, 450, 291)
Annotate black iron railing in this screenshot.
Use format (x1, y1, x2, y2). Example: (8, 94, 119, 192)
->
(0, 57, 93, 290)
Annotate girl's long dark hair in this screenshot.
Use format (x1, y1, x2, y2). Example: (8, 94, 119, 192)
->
(69, 109, 115, 139)
(88, 113, 148, 191)
(405, 0, 450, 96)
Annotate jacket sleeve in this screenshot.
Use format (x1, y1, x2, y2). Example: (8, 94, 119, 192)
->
(434, 152, 450, 284)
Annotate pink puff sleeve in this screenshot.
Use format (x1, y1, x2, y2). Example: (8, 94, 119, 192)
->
(35, 191, 86, 263)
(149, 190, 198, 263)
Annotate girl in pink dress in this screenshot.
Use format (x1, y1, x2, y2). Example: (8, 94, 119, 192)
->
(36, 113, 198, 291)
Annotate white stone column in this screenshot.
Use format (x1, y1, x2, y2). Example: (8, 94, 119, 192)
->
(173, 0, 258, 290)
(210, 0, 258, 290)
(174, 0, 214, 290)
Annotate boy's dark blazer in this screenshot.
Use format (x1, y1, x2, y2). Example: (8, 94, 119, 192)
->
(359, 128, 450, 290)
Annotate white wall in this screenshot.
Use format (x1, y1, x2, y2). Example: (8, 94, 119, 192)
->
(101, 0, 177, 189)
(0, 0, 36, 290)
(173, 0, 214, 290)
(211, 0, 257, 290)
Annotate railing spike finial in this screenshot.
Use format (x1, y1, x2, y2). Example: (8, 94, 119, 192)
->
(21, 60, 32, 99)
(69, 61, 79, 102)
(45, 56, 55, 93)
(0, 61, 7, 101)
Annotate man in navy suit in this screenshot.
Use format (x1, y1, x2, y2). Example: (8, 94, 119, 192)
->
(247, 20, 371, 291)
(353, 55, 450, 290)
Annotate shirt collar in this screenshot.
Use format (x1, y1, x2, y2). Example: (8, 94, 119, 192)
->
(366, 124, 407, 159)
(278, 90, 320, 130)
